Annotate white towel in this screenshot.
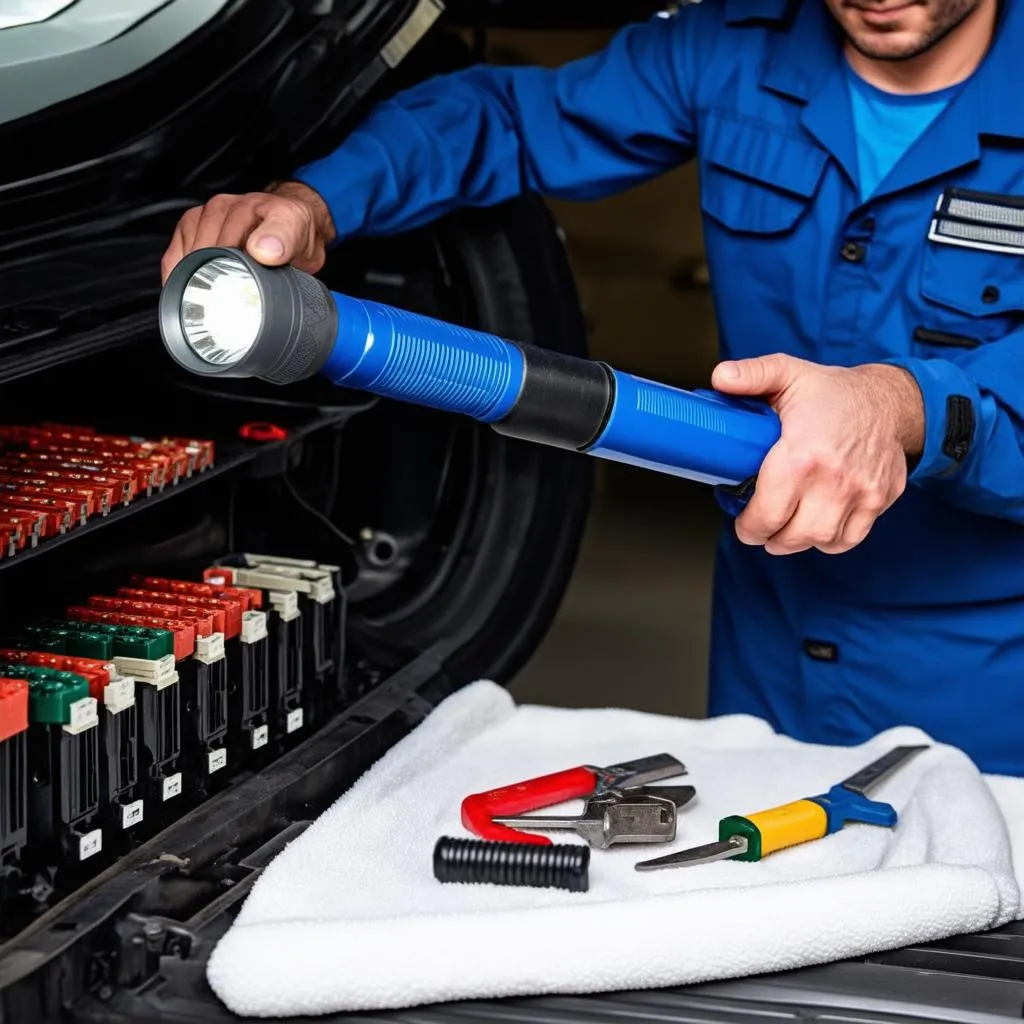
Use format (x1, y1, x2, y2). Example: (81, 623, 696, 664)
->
(207, 680, 1024, 1018)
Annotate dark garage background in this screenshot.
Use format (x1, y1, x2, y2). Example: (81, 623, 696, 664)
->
(479, 29, 723, 720)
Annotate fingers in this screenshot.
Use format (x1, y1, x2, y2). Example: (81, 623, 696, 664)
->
(159, 188, 329, 283)
(190, 195, 258, 252)
(735, 444, 896, 556)
(762, 495, 848, 556)
(160, 207, 201, 283)
(712, 353, 803, 398)
(246, 211, 308, 268)
(734, 444, 800, 548)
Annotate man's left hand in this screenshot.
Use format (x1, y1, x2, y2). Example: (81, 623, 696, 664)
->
(711, 354, 925, 556)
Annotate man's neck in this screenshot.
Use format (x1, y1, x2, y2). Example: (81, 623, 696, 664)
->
(845, 0, 998, 94)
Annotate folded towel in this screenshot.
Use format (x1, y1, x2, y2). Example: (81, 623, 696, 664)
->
(207, 680, 1023, 1017)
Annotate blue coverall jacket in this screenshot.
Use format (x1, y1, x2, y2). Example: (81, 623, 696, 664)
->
(296, 0, 1024, 776)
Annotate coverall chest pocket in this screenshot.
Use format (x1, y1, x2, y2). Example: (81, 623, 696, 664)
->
(917, 191, 1024, 350)
(698, 112, 829, 235)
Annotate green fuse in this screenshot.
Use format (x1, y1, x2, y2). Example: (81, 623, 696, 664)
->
(0, 665, 92, 727)
(65, 632, 114, 660)
(43, 620, 173, 660)
(15, 625, 113, 660)
(11, 627, 67, 653)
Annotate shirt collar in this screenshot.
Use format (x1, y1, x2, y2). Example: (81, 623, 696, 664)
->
(759, 0, 1024, 141)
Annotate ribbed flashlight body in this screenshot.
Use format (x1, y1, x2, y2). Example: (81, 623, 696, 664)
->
(586, 373, 781, 487)
(323, 294, 524, 423)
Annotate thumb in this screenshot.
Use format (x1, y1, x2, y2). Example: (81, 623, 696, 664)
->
(246, 214, 301, 265)
(711, 353, 798, 397)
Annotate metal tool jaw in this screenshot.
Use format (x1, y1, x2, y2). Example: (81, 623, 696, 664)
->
(461, 752, 690, 846)
(586, 753, 688, 799)
(494, 787, 695, 849)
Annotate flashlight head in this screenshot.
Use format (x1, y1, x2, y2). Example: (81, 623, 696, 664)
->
(159, 246, 338, 384)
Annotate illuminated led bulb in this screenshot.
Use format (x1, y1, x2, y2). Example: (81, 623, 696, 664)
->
(180, 256, 263, 367)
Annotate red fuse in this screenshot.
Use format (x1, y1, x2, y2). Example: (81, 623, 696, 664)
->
(115, 590, 227, 637)
(67, 607, 195, 661)
(129, 578, 243, 638)
(0, 677, 29, 744)
(37, 433, 185, 484)
(0, 515, 28, 550)
(0, 498, 71, 535)
(0, 464, 117, 511)
(0, 453, 139, 501)
(0, 508, 44, 544)
(0, 497, 68, 536)
(0, 476, 100, 517)
(86, 597, 215, 639)
(165, 437, 215, 473)
(0, 649, 112, 701)
(0, 485, 86, 525)
(201, 569, 264, 611)
(26, 447, 159, 493)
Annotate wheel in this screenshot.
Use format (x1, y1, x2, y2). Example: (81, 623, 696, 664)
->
(313, 191, 595, 686)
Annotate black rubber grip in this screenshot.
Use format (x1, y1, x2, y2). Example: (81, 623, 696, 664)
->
(491, 344, 613, 451)
(433, 836, 589, 892)
(261, 269, 337, 385)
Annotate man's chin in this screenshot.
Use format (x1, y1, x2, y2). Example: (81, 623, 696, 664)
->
(845, 28, 933, 60)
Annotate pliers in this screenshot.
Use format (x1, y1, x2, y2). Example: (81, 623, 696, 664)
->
(461, 752, 692, 846)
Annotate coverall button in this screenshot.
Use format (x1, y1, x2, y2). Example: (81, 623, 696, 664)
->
(861, 216, 876, 233)
(982, 285, 1000, 303)
(840, 241, 866, 263)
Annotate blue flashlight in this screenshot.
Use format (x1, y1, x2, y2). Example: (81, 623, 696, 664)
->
(158, 248, 780, 513)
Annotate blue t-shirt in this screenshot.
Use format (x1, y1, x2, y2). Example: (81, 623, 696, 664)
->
(845, 64, 964, 199)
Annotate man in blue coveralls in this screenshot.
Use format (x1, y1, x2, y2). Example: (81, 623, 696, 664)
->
(162, 0, 1024, 776)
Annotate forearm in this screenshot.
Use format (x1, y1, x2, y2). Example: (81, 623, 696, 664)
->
(292, 14, 699, 241)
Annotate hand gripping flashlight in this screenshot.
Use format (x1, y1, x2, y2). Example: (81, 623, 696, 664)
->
(158, 248, 780, 513)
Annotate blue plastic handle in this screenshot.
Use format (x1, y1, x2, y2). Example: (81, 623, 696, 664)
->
(809, 783, 899, 835)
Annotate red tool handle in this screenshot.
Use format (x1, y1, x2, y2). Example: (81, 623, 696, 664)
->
(461, 765, 597, 845)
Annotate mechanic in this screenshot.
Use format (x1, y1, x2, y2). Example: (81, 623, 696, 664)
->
(161, 0, 1024, 777)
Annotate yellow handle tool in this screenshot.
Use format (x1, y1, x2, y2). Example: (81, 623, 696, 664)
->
(635, 744, 928, 871)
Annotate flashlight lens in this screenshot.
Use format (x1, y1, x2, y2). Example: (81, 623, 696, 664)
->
(180, 256, 263, 366)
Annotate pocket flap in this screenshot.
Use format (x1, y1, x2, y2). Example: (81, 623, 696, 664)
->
(699, 112, 828, 234)
(921, 240, 1024, 319)
(702, 111, 829, 198)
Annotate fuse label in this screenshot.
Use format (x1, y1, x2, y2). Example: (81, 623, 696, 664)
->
(79, 829, 103, 861)
(208, 748, 228, 774)
(163, 773, 183, 801)
(240, 611, 268, 644)
(121, 800, 144, 830)
(286, 708, 304, 734)
(104, 677, 136, 714)
(251, 725, 269, 750)
(114, 654, 176, 682)
(196, 632, 226, 664)
(64, 696, 99, 735)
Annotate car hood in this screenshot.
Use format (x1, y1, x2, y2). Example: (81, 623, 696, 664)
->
(0, 0, 232, 126)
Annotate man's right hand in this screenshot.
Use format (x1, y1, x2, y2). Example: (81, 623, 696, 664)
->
(160, 180, 337, 283)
